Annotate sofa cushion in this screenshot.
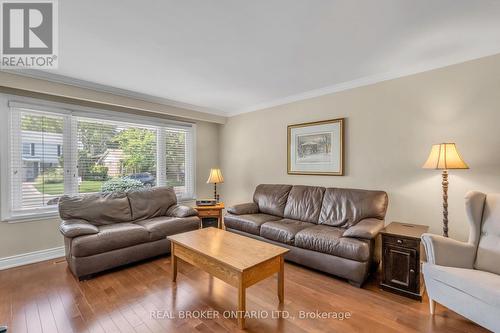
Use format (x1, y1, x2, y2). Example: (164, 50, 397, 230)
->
(135, 216, 200, 241)
(224, 213, 281, 235)
(319, 188, 388, 227)
(59, 192, 132, 225)
(127, 186, 177, 221)
(71, 223, 150, 257)
(295, 225, 370, 261)
(423, 264, 500, 308)
(253, 184, 292, 217)
(475, 193, 500, 275)
(283, 185, 325, 223)
(260, 219, 313, 245)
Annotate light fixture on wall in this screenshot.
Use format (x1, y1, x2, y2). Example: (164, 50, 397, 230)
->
(422, 143, 469, 237)
(207, 168, 224, 202)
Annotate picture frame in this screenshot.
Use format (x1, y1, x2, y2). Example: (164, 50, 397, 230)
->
(287, 118, 344, 176)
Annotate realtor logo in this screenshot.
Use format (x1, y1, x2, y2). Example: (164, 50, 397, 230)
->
(1, 0, 58, 68)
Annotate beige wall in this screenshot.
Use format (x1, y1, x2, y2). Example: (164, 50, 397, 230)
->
(0, 117, 219, 259)
(0, 219, 63, 259)
(195, 121, 221, 199)
(220, 54, 500, 241)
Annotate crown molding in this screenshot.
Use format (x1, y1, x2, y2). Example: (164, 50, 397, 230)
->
(230, 49, 500, 116)
(5, 48, 500, 118)
(1, 69, 230, 117)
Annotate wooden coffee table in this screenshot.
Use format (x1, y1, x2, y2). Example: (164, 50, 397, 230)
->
(167, 227, 289, 329)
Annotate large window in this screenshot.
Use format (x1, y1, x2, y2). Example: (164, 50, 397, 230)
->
(4, 101, 195, 220)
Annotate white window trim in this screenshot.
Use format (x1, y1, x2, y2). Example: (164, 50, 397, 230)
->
(0, 94, 196, 223)
(0, 96, 13, 221)
(185, 123, 196, 201)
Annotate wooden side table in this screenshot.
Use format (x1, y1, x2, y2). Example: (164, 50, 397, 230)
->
(193, 202, 225, 229)
(380, 222, 429, 301)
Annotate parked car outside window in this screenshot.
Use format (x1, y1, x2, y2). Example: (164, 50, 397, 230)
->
(128, 172, 156, 187)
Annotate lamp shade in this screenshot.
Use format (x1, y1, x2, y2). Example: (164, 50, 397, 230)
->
(207, 168, 224, 184)
(422, 143, 469, 170)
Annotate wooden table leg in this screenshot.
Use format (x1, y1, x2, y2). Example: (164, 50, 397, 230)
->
(238, 281, 246, 329)
(278, 255, 284, 304)
(171, 243, 177, 282)
(218, 211, 223, 229)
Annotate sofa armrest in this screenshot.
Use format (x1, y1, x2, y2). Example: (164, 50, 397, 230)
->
(167, 204, 198, 218)
(421, 233, 476, 268)
(227, 202, 259, 215)
(59, 219, 99, 238)
(343, 218, 384, 239)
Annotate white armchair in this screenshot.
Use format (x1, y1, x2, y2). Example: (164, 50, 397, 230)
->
(422, 191, 500, 332)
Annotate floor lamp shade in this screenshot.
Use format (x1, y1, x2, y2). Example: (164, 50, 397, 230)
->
(423, 143, 468, 237)
(422, 143, 469, 170)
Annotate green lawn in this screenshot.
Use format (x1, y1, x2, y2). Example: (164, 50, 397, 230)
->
(167, 180, 184, 187)
(34, 180, 104, 195)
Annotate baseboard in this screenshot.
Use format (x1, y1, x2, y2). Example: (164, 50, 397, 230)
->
(0, 246, 65, 270)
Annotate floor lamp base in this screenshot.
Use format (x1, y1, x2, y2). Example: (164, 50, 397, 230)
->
(442, 170, 449, 238)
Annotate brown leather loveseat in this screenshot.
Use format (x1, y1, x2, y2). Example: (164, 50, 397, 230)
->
(224, 184, 388, 286)
(58, 186, 200, 279)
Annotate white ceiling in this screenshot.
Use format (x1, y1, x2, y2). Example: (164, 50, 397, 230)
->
(31, 0, 500, 116)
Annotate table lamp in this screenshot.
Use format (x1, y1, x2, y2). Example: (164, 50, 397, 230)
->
(207, 168, 224, 202)
(422, 143, 468, 237)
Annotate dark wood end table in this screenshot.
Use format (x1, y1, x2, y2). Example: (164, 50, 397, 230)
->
(380, 222, 429, 301)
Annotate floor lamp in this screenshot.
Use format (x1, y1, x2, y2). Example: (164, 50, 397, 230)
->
(423, 143, 469, 237)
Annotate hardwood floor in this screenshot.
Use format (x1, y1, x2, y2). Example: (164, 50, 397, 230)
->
(0, 255, 487, 333)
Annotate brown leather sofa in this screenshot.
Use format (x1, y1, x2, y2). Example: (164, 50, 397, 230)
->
(224, 184, 388, 286)
(58, 186, 200, 279)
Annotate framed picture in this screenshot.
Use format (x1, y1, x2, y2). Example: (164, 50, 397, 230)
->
(287, 118, 344, 176)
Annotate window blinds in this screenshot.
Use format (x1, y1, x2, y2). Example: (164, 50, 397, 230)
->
(11, 111, 65, 210)
(8, 104, 195, 217)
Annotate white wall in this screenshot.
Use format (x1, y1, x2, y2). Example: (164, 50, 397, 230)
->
(220, 54, 500, 241)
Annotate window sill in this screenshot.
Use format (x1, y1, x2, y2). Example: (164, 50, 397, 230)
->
(2, 211, 59, 224)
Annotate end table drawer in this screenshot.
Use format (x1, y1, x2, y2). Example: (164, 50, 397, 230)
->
(199, 210, 220, 217)
(383, 235, 419, 249)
